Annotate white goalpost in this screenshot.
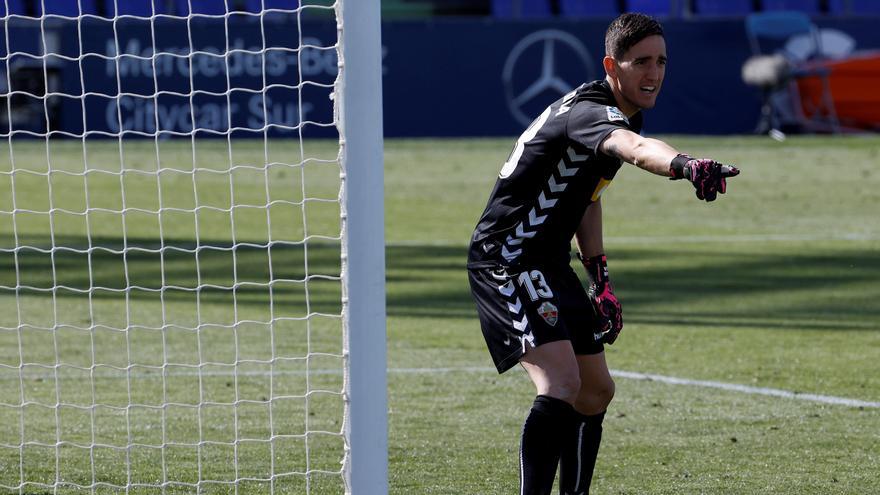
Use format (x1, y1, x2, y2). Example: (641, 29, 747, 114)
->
(0, 1, 386, 493)
(337, 0, 387, 493)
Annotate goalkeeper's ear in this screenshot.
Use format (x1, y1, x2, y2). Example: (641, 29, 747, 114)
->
(602, 55, 618, 80)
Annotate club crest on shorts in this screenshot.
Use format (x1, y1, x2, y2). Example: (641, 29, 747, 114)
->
(537, 301, 559, 326)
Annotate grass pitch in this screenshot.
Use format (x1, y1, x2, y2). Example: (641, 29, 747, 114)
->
(1, 135, 879, 494)
(383, 135, 880, 495)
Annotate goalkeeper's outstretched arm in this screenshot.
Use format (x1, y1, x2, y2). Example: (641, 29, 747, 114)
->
(599, 128, 741, 202)
(599, 128, 680, 176)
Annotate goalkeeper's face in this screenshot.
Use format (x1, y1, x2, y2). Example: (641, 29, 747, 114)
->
(605, 34, 667, 117)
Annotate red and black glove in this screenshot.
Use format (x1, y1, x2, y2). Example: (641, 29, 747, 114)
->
(670, 154, 740, 202)
(580, 254, 622, 345)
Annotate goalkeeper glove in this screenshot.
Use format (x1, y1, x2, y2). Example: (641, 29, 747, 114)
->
(579, 253, 623, 345)
(669, 154, 740, 202)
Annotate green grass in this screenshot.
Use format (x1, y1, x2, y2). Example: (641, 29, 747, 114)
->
(2, 136, 880, 493)
(384, 135, 880, 495)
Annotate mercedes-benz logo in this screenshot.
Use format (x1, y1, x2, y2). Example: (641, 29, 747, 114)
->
(502, 29, 596, 127)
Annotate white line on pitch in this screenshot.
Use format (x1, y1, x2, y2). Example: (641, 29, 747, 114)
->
(389, 367, 880, 409)
(6, 366, 879, 409)
(609, 370, 880, 409)
(605, 232, 880, 244)
(386, 232, 880, 247)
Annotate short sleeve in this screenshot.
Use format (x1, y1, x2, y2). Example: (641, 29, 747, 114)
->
(567, 102, 636, 156)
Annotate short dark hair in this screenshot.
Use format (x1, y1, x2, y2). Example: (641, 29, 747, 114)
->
(605, 13, 664, 59)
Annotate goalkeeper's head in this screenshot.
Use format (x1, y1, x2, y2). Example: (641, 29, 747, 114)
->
(602, 13, 667, 116)
(604, 13, 664, 60)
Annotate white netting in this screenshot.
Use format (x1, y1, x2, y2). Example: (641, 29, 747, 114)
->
(0, 1, 346, 493)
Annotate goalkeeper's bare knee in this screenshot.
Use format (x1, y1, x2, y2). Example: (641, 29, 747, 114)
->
(576, 378, 615, 414)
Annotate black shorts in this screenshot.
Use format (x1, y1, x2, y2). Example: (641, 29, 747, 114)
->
(468, 263, 604, 374)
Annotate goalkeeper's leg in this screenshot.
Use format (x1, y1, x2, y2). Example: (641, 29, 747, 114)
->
(519, 340, 581, 495)
(558, 352, 615, 494)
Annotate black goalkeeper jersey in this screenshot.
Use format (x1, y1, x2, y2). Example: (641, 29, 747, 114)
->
(467, 79, 643, 270)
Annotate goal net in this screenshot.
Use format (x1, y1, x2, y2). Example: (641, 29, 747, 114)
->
(0, 1, 385, 493)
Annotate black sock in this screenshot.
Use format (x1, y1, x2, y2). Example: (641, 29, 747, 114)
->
(558, 410, 605, 495)
(520, 395, 575, 495)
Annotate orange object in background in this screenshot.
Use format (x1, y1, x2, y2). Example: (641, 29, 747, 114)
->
(796, 51, 880, 130)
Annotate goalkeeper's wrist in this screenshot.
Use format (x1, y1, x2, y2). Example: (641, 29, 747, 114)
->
(576, 252, 606, 265)
(578, 252, 610, 285)
(669, 154, 691, 180)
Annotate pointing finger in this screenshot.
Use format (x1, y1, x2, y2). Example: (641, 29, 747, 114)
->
(720, 165, 740, 177)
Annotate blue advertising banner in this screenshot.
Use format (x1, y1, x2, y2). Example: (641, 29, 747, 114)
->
(1, 15, 339, 138)
(380, 17, 880, 136)
(2, 16, 880, 138)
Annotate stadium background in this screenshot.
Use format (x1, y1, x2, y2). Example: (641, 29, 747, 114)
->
(4, 0, 880, 138)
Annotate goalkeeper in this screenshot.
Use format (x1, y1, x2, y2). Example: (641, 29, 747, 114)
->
(466, 12, 740, 495)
